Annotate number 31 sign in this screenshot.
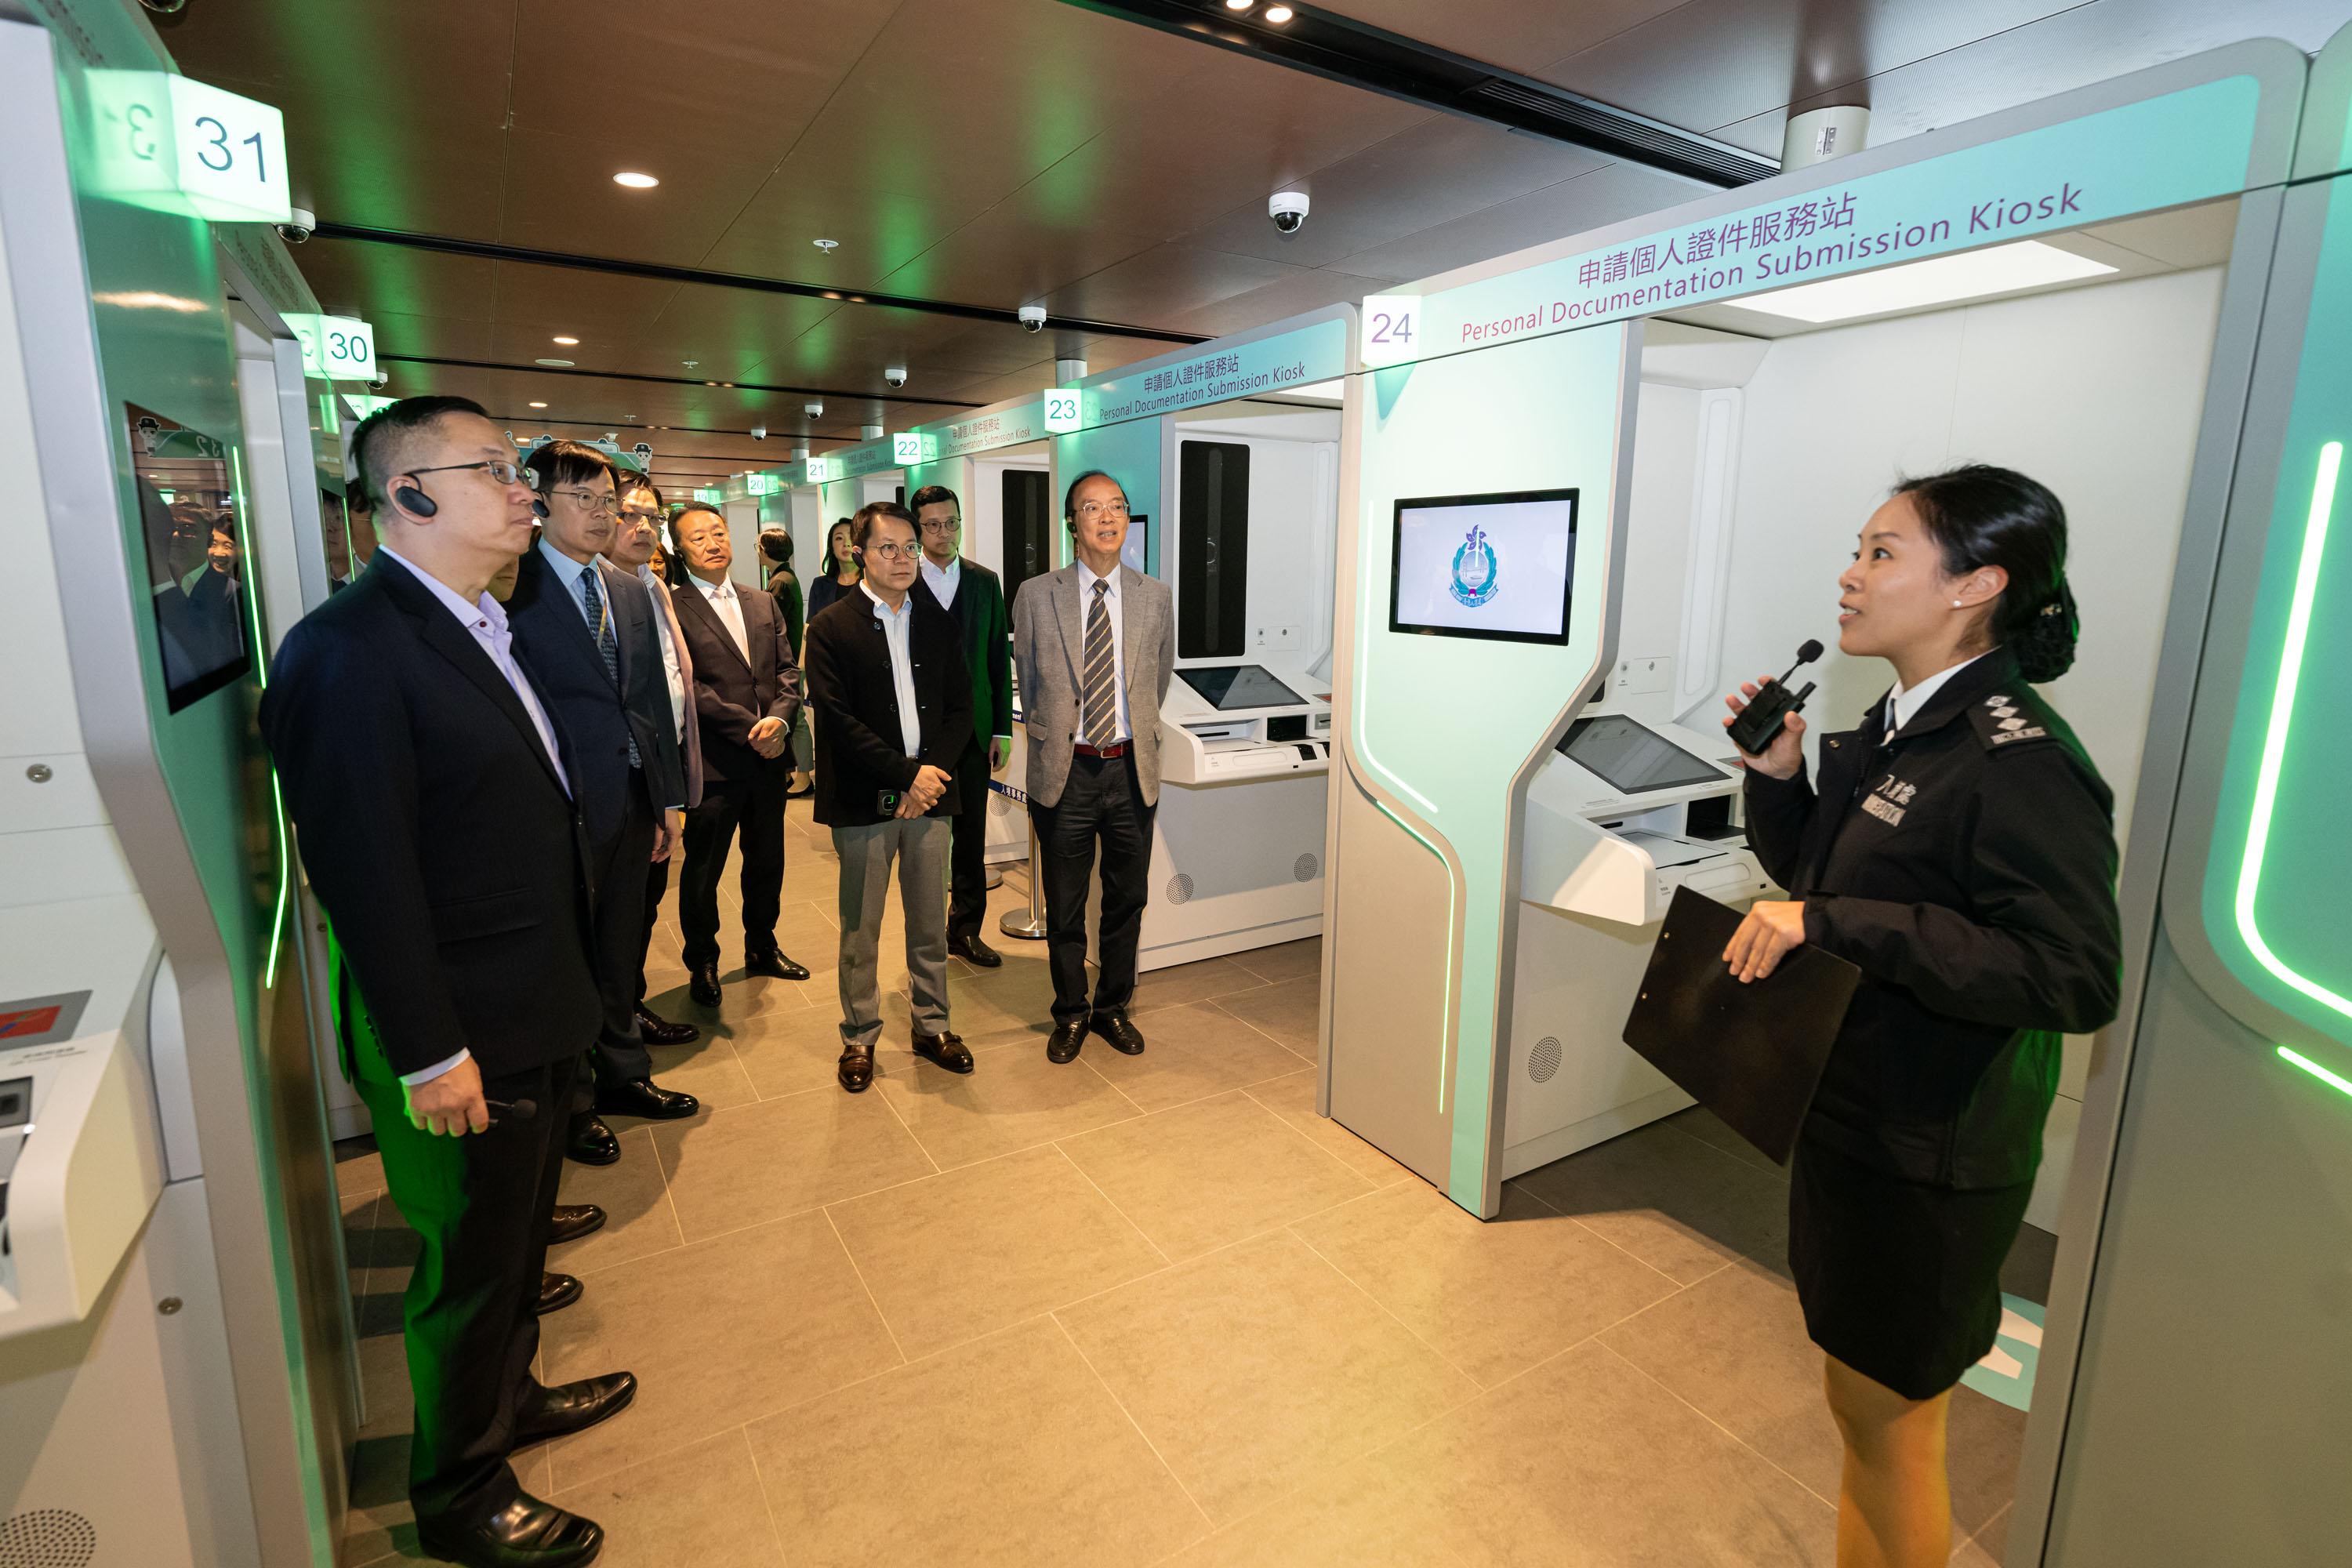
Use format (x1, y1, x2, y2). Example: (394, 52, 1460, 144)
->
(87, 72, 292, 225)
(1359, 295, 1421, 369)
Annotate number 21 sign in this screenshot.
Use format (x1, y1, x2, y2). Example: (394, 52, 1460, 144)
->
(1359, 295, 1421, 369)
(87, 72, 292, 225)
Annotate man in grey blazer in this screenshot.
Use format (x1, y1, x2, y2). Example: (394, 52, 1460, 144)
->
(1011, 469, 1174, 1064)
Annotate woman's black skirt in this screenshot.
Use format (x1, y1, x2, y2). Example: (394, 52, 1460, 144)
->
(1788, 1137, 2035, 1400)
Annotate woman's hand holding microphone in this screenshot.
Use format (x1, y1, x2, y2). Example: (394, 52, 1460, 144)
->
(1721, 677, 1810, 982)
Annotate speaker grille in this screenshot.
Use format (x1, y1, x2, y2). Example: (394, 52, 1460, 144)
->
(1292, 852, 1319, 883)
(0, 1510, 97, 1568)
(1167, 873, 1195, 905)
(1528, 1036, 1563, 1084)
(989, 791, 1011, 818)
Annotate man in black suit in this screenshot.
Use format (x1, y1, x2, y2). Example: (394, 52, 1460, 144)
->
(667, 503, 811, 1004)
(510, 442, 699, 1169)
(804, 501, 974, 1091)
(260, 397, 630, 1568)
(909, 483, 1014, 967)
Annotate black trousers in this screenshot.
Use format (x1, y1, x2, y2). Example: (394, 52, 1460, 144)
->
(636, 851, 670, 1002)
(586, 786, 657, 1086)
(947, 738, 995, 942)
(679, 762, 786, 968)
(1030, 752, 1154, 1022)
(354, 1051, 579, 1528)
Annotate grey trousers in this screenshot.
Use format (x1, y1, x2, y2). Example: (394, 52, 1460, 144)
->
(832, 815, 951, 1050)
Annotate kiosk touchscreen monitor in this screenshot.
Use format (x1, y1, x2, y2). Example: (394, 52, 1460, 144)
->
(1389, 488, 1577, 644)
(1558, 713, 1727, 795)
(128, 405, 250, 711)
(1174, 662, 1306, 711)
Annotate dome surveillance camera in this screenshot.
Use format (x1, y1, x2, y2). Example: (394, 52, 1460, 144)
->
(1018, 304, 1047, 333)
(884, 365, 909, 388)
(277, 206, 315, 244)
(368, 374, 388, 391)
(751, 426, 767, 440)
(1269, 191, 1310, 236)
(804, 401, 824, 418)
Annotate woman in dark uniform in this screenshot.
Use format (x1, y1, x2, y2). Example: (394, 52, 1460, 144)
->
(1721, 465, 2122, 1567)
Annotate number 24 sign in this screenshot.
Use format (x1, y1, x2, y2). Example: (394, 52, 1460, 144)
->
(88, 71, 292, 226)
(1359, 296, 1421, 368)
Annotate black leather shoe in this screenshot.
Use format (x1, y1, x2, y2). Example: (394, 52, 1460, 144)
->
(547, 1204, 606, 1246)
(1091, 1011, 1147, 1055)
(948, 934, 1004, 968)
(633, 1005, 699, 1047)
(564, 1113, 620, 1167)
(593, 1077, 699, 1121)
(416, 1492, 603, 1568)
(837, 1041, 875, 1093)
(745, 948, 811, 982)
(535, 1272, 582, 1316)
(1046, 1018, 1087, 1064)
(514, 1370, 638, 1448)
(913, 1029, 975, 1074)
(688, 960, 721, 1008)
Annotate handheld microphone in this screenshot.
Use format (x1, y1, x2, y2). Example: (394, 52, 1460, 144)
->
(1726, 639, 1824, 756)
(485, 1097, 539, 1127)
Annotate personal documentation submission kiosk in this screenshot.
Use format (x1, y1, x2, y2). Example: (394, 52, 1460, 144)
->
(1320, 33, 2351, 1566)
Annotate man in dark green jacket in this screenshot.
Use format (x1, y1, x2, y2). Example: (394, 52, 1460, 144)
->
(912, 483, 1014, 966)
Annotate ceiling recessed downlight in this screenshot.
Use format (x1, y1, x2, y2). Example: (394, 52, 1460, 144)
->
(535, 357, 575, 367)
(1224, 0, 1253, 9)
(1725, 239, 2116, 324)
(528, 401, 548, 409)
(552, 335, 579, 345)
(1265, 4, 1294, 20)
(612, 171, 659, 189)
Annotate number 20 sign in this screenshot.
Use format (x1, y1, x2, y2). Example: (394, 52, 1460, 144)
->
(1359, 295, 1421, 369)
(87, 72, 292, 225)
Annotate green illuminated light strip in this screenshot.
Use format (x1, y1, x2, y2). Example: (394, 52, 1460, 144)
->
(230, 447, 295, 990)
(2231, 441, 2352, 1025)
(1371, 795, 1457, 1114)
(2278, 1044, 2352, 1099)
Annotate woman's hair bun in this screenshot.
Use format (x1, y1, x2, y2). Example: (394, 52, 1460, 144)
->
(2014, 580, 2078, 682)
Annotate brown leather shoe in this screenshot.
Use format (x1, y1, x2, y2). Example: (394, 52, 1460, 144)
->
(534, 1272, 583, 1316)
(837, 1041, 875, 1093)
(912, 1029, 974, 1074)
(547, 1204, 605, 1246)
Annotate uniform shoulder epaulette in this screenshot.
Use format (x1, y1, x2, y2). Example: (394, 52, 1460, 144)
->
(1967, 688, 2060, 753)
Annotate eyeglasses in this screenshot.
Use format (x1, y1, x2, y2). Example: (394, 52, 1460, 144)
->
(862, 541, 916, 560)
(547, 488, 619, 517)
(619, 506, 664, 524)
(1074, 499, 1130, 520)
(408, 459, 535, 488)
(919, 518, 962, 535)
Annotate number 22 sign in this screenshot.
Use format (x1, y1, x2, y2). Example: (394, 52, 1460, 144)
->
(1359, 296, 1422, 369)
(88, 71, 292, 225)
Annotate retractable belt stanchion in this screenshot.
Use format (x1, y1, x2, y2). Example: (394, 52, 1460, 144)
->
(992, 779, 1048, 940)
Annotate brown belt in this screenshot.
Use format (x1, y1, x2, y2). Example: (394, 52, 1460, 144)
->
(1072, 741, 1129, 759)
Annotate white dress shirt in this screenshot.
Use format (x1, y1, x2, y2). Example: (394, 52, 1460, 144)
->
(690, 570, 751, 662)
(377, 546, 571, 1085)
(1886, 649, 1994, 735)
(637, 564, 688, 738)
(1074, 558, 1131, 745)
(920, 554, 960, 611)
(863, 581, 923, 757)
(538, 538, 608, 638)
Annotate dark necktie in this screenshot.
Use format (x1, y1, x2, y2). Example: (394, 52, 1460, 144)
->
(1082, 579, 1116, 743)
(579, 564, 641, 767)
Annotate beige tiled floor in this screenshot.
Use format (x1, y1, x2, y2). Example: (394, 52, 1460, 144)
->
(331, 804, 2030, 1564)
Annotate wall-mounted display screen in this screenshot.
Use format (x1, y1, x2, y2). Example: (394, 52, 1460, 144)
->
(129, 404, 250, 710)
(1389, 488, 1577, 644)
(1558, 713, 1726, 796)
(1174, 662, 1305, 712)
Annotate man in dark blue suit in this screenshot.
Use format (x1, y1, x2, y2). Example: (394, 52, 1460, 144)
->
(511, 441, 696, 1170)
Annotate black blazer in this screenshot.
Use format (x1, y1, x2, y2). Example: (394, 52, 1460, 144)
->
(258, 553, 600, 1082)
(803, 588, 974, 827)
(669, 572, 804, 787)
(922, 557, 1013, 747)
(506, 543, 686, 861)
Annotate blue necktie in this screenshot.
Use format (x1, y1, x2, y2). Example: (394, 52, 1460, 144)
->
(579, 564, 641, 768)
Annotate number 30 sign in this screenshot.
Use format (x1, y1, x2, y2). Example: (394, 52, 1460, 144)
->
(88, 71, 292, 225)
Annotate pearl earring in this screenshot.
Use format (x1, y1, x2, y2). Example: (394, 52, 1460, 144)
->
(1951, 599, 1962, 608)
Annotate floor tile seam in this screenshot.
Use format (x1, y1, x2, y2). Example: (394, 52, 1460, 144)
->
(893, 1103, 1154, 1176)
(1593, 1340, 1843, 1515)
(1047, 1139, 1177, 1266)
(1658, 1116, 1792, 1181)
(870, 1069, 946, 1174)
(1077, 1051, 1152, 1117)
(1544, 1199, 1704, 1290)
(1226, 1083, 1387, 1195)
(1283, 1225, 1488, 1398)
(1204, 993, 1318, 1062)
(1094, 1060, 1327, 1123)
(1045, 1312, 1222, 1537)
(823, 1205, 914, 1367)
(1033, 1184, 1396, 1323)
(730, 1421, 797, 1564)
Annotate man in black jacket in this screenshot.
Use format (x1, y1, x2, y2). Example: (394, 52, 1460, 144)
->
(910, 483, 1014, 967)
(667, 503, 811, 1004)
(259, 397, 629, 1568)
(804, 501, 975, 1092)
(511, 442, 697, 1168)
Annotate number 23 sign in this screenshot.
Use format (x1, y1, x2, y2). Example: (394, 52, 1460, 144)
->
(88, 71, 292, 226)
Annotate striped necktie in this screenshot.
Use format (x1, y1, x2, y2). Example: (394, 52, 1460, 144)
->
(1082, 578, 1116, 743)
(578, 564, 641, 766)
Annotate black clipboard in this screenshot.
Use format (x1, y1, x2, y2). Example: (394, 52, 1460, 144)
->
(1621, 885, 1860, 1165)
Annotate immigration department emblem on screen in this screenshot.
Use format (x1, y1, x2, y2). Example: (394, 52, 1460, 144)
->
(1449, 522, 1499, 608)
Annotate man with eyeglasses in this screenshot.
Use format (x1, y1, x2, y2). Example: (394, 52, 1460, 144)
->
(910, 484, 1014, 967)
(259, 397, 625, 1568)
(1011, 470, 1175, 1064)
(804, 501, 973, 1091)
(510, 441, 698, 1174)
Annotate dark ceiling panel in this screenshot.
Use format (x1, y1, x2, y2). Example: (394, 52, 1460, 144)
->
(698, 178, 980, 292)
(877, 204, 1162, 310)
(499, 129, 775, 266)
(372, 312, 498, 364)
(1302, 0, 1693, 71)
(1160, 268, 1393, 339)
(1329, 158, 1711, 285)
(291, 238, 499, 323)
(487, 261, 683, 335)
(632, 283, 843, 357)
(1045, 242, 1308, 323)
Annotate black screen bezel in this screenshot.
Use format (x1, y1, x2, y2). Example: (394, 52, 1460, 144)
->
(1388, 486, 1579, 646)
